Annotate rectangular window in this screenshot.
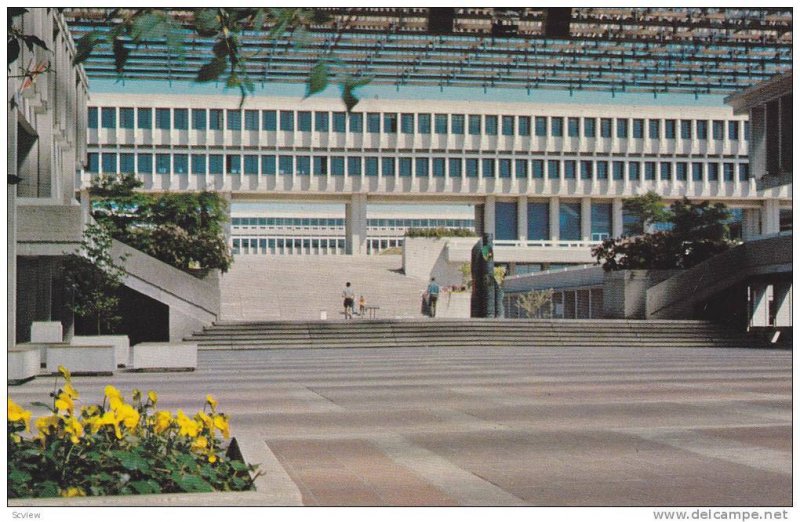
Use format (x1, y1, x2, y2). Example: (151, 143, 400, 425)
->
(119, 153, 135, 173)
(692, 162, 703, 181)
(532, 160, 544, 179)
(365, 157, 378, 176)
(415, 157, 429, 177)
(696, 120, 708, 140)
(316, 112, 330, 132)
(173, 154, 188, 174)
(101, 107, 116, 129)
(499, 159, 512, 178)
(451, 114, 465, 135)
(580, 160, 593, 180)
(468, 115, 481, 135)
(433, 158, 446, 177)
(628, 162, 640, 180)
(648, 119, 660, 139)
(119, 108, 134, 129)
(137, 108, 152, 129)
(466, 158, 479, 177)
(244, 110, 259, 130)
(645, 161, 656, 180)
(515, 159, 528, 178)
(563, 160, 576, 179)
(101, 153, 116, 173)
(632, 119, 644, 139)
(551, 117, 563, 137)
(502, 116, 515, 136)
(367, 113, 381, 133)
(226, 155, 241, 175)
(675, 162, 687, 181)
(708, 163, 719, 181)
(296, 156, 310, 175)
(712, 120, 724, 140)
(313, 156, 328, 176)
(559, 202, 581, 241)
(278, 155, 293, 175)
(244, 155, 259, 175)
(591, 203, 612, 240)
(156, 153, 170, 174)
(596, 161, 608, 180)
(297, 111, 311, 131)
(418, 113, 431, 134)
(584, 118, 596, 138)
(482, 158, 495, 178)
(567, 117, 579, 138)
(495, 202, 518, 241)
(612, 161, 624, 180)
(330, 157, 345, 176)
(528, 202, 549, 240)
(209, 109, 223, 130)
(347, 157, 362, 176)
(333, 112, 346, 132)
(485, 115, 498, 135)
(435, 114, 448, 134)
(261, 155, 276, 175)
(728, 121, 739, 140)
(616, 119, 628, 139)
(156, 108, 171, 130)
(743, 121, 750, 141)
(191, 154, 206, 174)
(88, 107, 98, 129)
(739, 163, 749, 181)
(349, 113, 363, 133)
(209, 154, 223, 174)
(381, 157, 395, 177)
(535, 116, 547, 137)
(599, 118, 612, 138)
(192, 109, 207, 130)
(723, 162, 735, 181)
(680, 120, 692, 140)
(136, 153, 152, 174)
(448, 158, 462, 177)
(518, 116, 530, 136)
(665, 119, 676, 139)
(400, 113, 414, 134)
(280, 111, 295, 131)
(262, 110, 276, 131)
(547, 159, 560, 179)
(660, 162, 672, 180)
(399, 158, 412, 177)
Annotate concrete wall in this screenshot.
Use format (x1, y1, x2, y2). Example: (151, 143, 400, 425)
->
(436, 292, 471, 318)
(603, 270, 683, 319)
(403, 237, 474, 288)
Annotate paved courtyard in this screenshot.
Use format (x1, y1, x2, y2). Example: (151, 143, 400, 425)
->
(10, 345, 791, 506)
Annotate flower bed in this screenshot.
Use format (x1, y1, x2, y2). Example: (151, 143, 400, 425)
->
(8, 366, 259, 498)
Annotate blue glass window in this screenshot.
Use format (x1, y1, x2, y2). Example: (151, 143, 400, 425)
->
(101, 107, 116, 129)
(708, 163, 719, 181)
(564, 160, 576, 179)
(348, 157, 362, 176)
(261, 155, 276, 175)
(466, 158, 479, 177)
(415, 158, 429, 177)
(723, 162, 735, 181)
(559, 202, 581, 241)
(296, 156, 310, 175)
(173, 154, 188, 174)
(192, 109, 206, 130)
(495, 202, 518, 241)
(648, 119, 660, 139)
(88, 107, 98, 129)
(547, 160, 560, 179)
(712, 120, 724, 140)
(349, 113, 363, 133)
(365, 157, 378, 176)
(613, 161, 624, 180)
(596, 161, 608, 179)
(331, 157, 345, 176)
(696, 120, 708, 140)
(87, 153, 99, 173)
(502, 116, 514, 136)
(400, 113, 414, 134)
(485, 115, 498, 135)
(448, 158, 462, 177)
(451, 114, 465, 134)
(119, 153, 135, 173)
(278, 156, 293, 175)
(209, 109, 223, 130)
(280, 111, 294, 131)
(244, 110, 259, 130)
(692, 162, 703, 181)
(616, 119, 628, 139)
(137, 108, 152, 129)
(381, 157, 395, 177)
(313, 156, 328, 175)
(418, 113, 431, 133)
(297, 111, 312, 131)
(676, 162, 687, 181)
(315, 112, 329, 132)
(156, 108, 170, 129)
(262, 110, 276, 131)
(580, 161, 593, 179)
(156, 153, 170, 174)
(567, 117, 579, 137)
(551, 117, 563, 137)
(433, 158, 446, 177)
(600, 118, 612, 138)
(518, 116, 530, 136)
(680, 120, 692, 139)
(173, 109, 188, 130)
(515, 159, 528, 178)
(728, 121, 739, 140)
(226, 155, 241, 174)
(591, 203, 612, 240)
(367, 113, 381, 133)
(119, 108, 134, 129)
(333, 112, 346, 132)
(209, 154, 223, 174)
(665, 119, 676, 139)
(399, 158, 412, 177)
(535, 116, 547, 137)
(191, 154, 206, 174)
(482, 158, 495, 178)
(584, 118, 596, 138)
(244, 155, 259, 175)
(434, 114, 448, 134)
(136, 153, 152, 174)
(532, 159, 544, 179)
(499, 159, 512, 178)
(527, 202, 549, 240)
(660, 162, 672, 180)
(743, 121, 750, 141)
(644, 161, 656, 180)
(632, 119, 644, 139)
(383, 113, 397, 133)
(628, 162, 640, 180)
(739, 163, 749, 181)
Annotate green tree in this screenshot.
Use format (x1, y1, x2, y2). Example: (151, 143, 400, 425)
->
(622, 191, 672, 236)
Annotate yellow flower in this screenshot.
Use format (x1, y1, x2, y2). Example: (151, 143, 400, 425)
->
(105, 385, 123, 410)
(153, 410, 172, 434)
(213, 414, 230, 439)
(191, 435, 208, 453)
(147, 390, 158, 406)
(8, 399, 32, 432)
(64, 416, 84, 444)
(81, 404, 100, 418)
(206, 394, 218, 413)
(54, 391, 75, 414)
(63, 381, 80, 399)
(116, 403, 140, 431)
(132, 389, 142, 403)
(58, 365, 71, 382)
(60, 487, 86, 497)
(35, 415, 59, 437)
(208, 454, 218, 464)
(176, 410, 199, 438)
(196, 411, 214, 431)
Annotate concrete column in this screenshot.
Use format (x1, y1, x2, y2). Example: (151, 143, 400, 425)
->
(773, 281, 792, 327)
(581, 197, 592, 242)
(517, 195, 528, 243)
(742, 208, 761, 241)
(612, 197, 624, 238)
(761, 199, 780, 236)
(484, 195, 496, 239)
(750, 283, 771, 328)
(8, 104, 18, 349)
(549, 196, 560, 242)
(222, 191, 233, 248)
(345, 193, 368, 255)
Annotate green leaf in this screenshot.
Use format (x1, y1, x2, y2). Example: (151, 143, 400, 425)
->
(252, 9, 268, 31)
(305, 61, 329, 98)
(115, 451, 151, 472)
(193, 8, 221, 37)
(72, 31, 102, 65)
(8, 39, 21, 66)
(39, 481, 59, 498)
(195, 57, 227, 82)
(129, 480, 159, 494)
(113, 38, 130, 73)
(21, 35, 49, 52)
(173, 474, 214, 493)
(9, 469, 32, 484)
(130, 11, 168, 42)
(29, 401, 53, 411)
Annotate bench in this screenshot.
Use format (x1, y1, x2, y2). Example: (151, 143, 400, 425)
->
(46, 343, 116, 376)
(130, 342, 197, 372)
(363, 305, 381, 319)
(71, 335, 130, 367)
(9, 344, 41, 385)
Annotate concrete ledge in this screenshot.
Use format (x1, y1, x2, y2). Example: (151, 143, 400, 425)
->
(9, 345, 41, 385)
(72, 335, 130, 367)
(131, 342, 198, 371)
(46, 344, 116, 376)
(31, 321, 63, 343)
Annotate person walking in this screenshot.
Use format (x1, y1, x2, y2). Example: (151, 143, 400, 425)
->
(342, 282, 355, 319)
(426, 277, 440, 318)
(358, 295, 366, 317)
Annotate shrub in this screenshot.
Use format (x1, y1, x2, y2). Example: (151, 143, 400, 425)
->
(8, 367, 259, 498)
(405, 227, 477, 238)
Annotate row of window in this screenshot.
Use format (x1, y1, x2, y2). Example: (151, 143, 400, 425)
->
(87, 152, 750, 182)
(232, 237, 405, 255)
(88, 107, 749, 141)
(231, 217, 475, 229)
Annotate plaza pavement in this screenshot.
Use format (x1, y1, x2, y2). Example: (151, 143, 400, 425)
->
(8, 344, 791, 506)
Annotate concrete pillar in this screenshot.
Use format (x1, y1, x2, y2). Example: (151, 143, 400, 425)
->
(517, 195, 528, 243)
(345, 193, 368, 255)
(484, 195, 496, 240)
(750, 283, 771, 328)
(761, 199, 780, 236)
(612, 197, 624, 238)
(549, 196, 560, 242)
(581, 197, 592, 242)
(742, 208, 761, 241)
(773, 281, 792, 327)
(8, 103, 18, 350)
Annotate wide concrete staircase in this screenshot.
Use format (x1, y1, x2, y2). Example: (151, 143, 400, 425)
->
(220, 255, 429, 321)
(186, 319, 768, 350)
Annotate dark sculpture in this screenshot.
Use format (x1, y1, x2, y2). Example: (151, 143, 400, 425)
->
(470, 233, 504, 318)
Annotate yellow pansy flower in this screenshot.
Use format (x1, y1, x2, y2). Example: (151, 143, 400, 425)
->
(206, 394, 218, 413)
(208, 454, 218, 464)
(8, 399, 32, 432)
(213, 414, 230, 439)
(132, 389, 142, 402)
(116, 403, 140, 431)
(176, 410, 199, 438)
(105, 385, 123, 410)
(35, 415, 60, 437)
(64, 416, 84, 444)
(196, 411, 214, 431)
(54, 391, 74, 414)
(81, 404, 100, 418)
(58, 365, 71, 382)
(191, 435, 208, 453)
(60, 487, 86, 497)
(147, 390, 158, 406)
(153, 410, 172, 434)
(63, 382, 80, 400)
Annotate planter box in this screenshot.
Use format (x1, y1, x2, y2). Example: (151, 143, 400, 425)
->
(131, 342, 197, 371)
(71, 335, 131, 367)
(46, 343, 115, 376)
(30, 321, 63, 343)
(9, 345, 41, 385)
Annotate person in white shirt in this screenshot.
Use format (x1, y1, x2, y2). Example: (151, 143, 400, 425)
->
(342, 282, 355, 319)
